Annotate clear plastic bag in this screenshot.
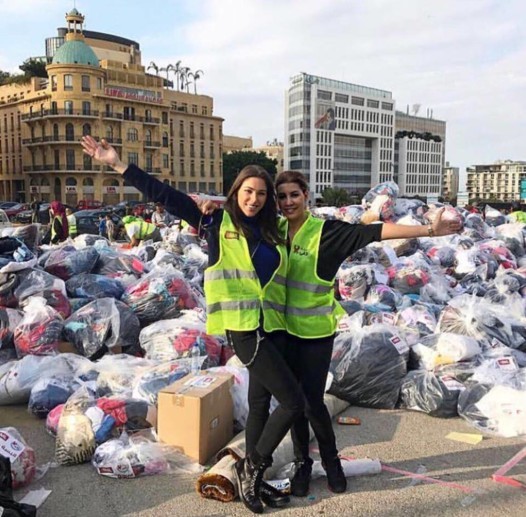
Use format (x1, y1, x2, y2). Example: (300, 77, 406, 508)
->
(92, 429, 203, 479)
(0, 427, 36, 489)
(14, 297, 63, 358)
(65, 273, 125, 300)
(44, 246, 99, 280)
(63, 298, 141, 360)
(329, 322, 409, 409)
(15, 268, 71, 319)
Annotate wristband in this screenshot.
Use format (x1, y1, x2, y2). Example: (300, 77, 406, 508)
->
(427, 224, 435, 237)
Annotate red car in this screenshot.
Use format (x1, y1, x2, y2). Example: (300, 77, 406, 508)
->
(4, 203, 29, 219)
(77, 199, 103, 210)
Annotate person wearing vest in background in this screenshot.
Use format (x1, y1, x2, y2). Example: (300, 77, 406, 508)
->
(121, 215, 161, 247)
(273, 170, 461, 497)
(81, 135, 304, 514)
(65, 208, 77, 239)
(508, 202, 526, 223)
(49, 201, 69, 244)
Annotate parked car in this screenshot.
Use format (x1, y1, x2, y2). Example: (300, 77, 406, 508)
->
(0, 202, 19, 210)
(14, 203, 74, 225)
(3, 203, 29, 220)
(77, 199, 103, 211)
(74, 210, 125, 239)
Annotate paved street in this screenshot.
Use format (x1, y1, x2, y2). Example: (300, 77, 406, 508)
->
(2, 403, 525, 517)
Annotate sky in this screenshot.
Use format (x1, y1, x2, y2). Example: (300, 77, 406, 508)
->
(1, 0, 526, 187)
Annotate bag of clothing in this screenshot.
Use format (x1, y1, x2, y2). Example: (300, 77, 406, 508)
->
(93, 248, 146, 278)
(28, 375, 81, 418)
(15, 268, 71, 319)
(121, 267, 199, 325)
(329, 324, 409, 409)
(0, 308, 23, 364)
(65, 273, 125, 300)
(63, 298, 141, 360)
(0, 455, 37, 516)
(44, 246, 99, 280)
(0, 427, 36, 490)
(14, 297, 63, 358)
(0, 272, 18, 308)
(399, 370, 464, 418)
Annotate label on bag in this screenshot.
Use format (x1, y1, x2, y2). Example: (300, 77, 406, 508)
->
(440, 375, 465, 391)
(0, 430, 25, 461)
(390, 335, 409, 355)
(494, 356, 518, 372)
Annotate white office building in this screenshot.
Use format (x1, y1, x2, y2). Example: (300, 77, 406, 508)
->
(284, 73, 447, 202)
(284, 73, 395, 199)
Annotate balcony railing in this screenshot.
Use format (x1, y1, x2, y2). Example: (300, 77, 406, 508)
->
(143, 117, 160, 125)
(23, 164, 118, 173)
(22, 109, 100, 120)
(22, 136, 122, 145)
(102, 111, 124, 120)
(145, 167, 161, 174)
(144, 141, 161, 148)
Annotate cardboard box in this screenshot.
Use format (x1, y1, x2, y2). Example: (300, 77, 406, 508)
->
(157, 372, 234, 465)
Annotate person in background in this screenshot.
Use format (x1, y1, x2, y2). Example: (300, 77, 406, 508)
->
(45, 201, 68, 244)
(98, 214, 107, 238)
(30, 197, 41, 223)
(65, 208, 77, 239)
(121, 215, 161, 246)
(508, 202, 526, 223)
(81, 134, 304, 514)
(151, 202, 175, 228)
(105, 214, 115, 242)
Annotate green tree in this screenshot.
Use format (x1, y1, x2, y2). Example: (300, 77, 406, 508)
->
(19, 58, 47, 78)
(321, 187, 351, 207)
(222, 151, 277, 195)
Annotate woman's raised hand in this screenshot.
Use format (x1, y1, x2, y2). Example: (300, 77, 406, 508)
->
(432, 207, 462, 236)
(81, 135, 126, 173)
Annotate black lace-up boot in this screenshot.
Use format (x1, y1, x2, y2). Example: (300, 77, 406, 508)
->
(322, 456, 347, 493)
(260, 480, 290, 508)
(290, 457, 313, 497)
(234, 455, 268, 514)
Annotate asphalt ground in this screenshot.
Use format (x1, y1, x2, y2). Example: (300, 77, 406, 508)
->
(2, 404, 525, 517)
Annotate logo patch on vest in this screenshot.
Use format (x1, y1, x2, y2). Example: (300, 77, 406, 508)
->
(225, 231, 239, 239)
(292, 244, 308, 256)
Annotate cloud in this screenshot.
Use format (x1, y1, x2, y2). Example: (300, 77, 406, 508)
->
(2, 0, 526, 180)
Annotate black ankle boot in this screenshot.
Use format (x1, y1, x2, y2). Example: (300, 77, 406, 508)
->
(260, 480, 290, 508)
(290, 457, 313, 497)
(322, 456, 347, 493)
(234, 456, 267, 514)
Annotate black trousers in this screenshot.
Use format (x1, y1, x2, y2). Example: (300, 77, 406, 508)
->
(284, 334, 339, 462)
(228, 329, 304, 463)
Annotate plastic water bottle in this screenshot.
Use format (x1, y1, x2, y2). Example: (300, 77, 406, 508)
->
(190, 340, 201, 376)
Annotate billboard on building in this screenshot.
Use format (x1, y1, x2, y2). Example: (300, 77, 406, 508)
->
(520, 179, 526, 200)
(314, 101, 336, 131)
(457, 191, 469, 207)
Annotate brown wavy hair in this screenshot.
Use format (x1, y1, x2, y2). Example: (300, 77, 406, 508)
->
(224, 165, 283, 245)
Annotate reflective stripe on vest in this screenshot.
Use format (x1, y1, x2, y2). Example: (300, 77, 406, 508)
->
(67, 215, 77, 234)
(138, 220, 156, 239)
(282, 214, 345, 338)
(203, 211, 288, 335)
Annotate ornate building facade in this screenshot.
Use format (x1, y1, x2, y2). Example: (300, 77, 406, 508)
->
(0, 9, 223, 204)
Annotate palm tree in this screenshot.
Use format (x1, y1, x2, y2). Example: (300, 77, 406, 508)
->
(188, 69, 204, 94)
(179, 67, 191, 92)
(172, 61, 182, 91)
(147, 61, 159, 75)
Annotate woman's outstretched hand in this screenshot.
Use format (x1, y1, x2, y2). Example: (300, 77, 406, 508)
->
(81, 135, 127, 174)
(432, 207, 463, 236)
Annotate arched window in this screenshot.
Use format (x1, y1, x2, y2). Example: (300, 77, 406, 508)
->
(82, 124, 91, 136)
(83, 178, 94, 186)
(65, 177, 77, 186)
(127, 128, 138, 142)
(65, 123, 74, 141)
(41, 177, 50, 186)
(103, 178, 119, 187)
(145, 129, 152, 144)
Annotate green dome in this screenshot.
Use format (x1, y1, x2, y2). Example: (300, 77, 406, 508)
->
(68, 8, 81, 16)
(52, 40, 99, 66)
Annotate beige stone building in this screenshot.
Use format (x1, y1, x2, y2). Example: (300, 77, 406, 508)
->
(253, 140, 284, 174)
(223, 135, 253, 153)
(466, 160, 526, 203)
(0, 8, 223, 205)
(442, 162, 459, 201)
